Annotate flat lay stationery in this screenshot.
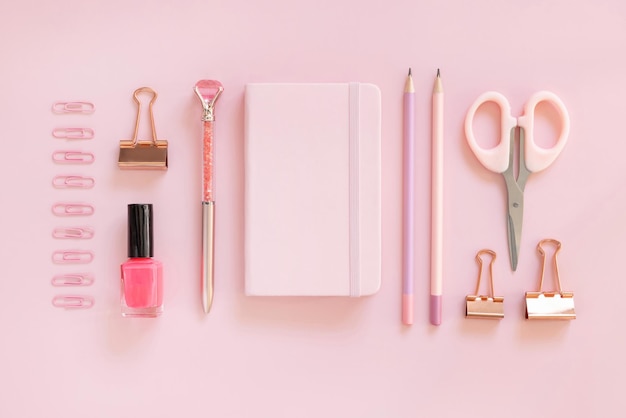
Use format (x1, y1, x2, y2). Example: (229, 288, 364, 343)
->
(6, 1, 613, 415)
(465, 91, 569, 271)
(244, 83, 382, 296)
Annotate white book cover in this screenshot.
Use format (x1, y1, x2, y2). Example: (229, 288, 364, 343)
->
(244, 83, 381, 296)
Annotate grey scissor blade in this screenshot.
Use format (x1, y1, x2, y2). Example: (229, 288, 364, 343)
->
(506, 211, 520, 270)
(503, 173, 524, 271)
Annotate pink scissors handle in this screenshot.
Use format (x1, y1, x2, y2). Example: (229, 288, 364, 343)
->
(518, 91, 570, 172)
(465, 91, 517, 173)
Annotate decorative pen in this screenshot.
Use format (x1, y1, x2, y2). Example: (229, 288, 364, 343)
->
(194, 80, 224, 314)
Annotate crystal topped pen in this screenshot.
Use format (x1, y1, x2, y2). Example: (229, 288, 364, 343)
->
(194, 80, 223, 314)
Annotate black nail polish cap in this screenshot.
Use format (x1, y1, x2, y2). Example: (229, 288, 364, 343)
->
(128, 204, 154, 258)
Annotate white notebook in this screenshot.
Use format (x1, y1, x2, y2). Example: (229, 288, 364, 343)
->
(244, 83, 381, 296)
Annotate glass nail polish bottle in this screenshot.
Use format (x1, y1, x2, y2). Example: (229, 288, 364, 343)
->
(121, 204, 163, 317)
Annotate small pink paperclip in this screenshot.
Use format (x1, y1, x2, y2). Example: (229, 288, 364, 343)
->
(52, 127, 95, 140)
(51, 273, 94, 287)
(52, 226, 94, 239)
(52, 102, 95, 114)
(52, 175, 95, 189)
(52, 151, 95, 165)
(52, 203, 94, 216)
(52, 295, 94, 309)
(52, 250, 94, 264)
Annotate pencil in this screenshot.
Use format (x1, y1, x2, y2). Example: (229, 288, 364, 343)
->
(402, 68, 415, 325)
(430, 69, 443, 326)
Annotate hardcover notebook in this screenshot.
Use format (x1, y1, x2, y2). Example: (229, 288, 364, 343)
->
(244, 83, 382, 296)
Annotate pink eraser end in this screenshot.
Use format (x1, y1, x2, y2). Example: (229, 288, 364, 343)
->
(430, 295, 442, 325)
(402, 294, 413, 325)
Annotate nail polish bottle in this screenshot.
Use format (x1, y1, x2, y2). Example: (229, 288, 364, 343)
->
(121, 204, 163, 317)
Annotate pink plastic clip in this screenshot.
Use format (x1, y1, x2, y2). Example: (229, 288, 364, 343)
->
(52, 102, 95, 114)
(52, 295, 94, 309)
(52, 127, 94, 140)
(51, 273, 94, 287)
(52, 203, 94, 216)
(52, 226, 94, 239)
(52, 250, 94, 264)
(52, 175, 95, 189)
(52, 151, 95, 165)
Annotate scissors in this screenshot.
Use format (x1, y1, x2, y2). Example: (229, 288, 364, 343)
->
(465, 91, 570, 271)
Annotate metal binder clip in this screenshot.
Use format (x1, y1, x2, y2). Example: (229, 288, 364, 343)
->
(52, 175, 95, 189)
(52, 295, 94, 309)
(52, 127, 95, 139)
(525, 239, 576, 320)
(52, 151, 95, 165)
(52, 250, 94, 264)
(51, 273, 94, 287)
(465, 249, 504, 319)
(52, 101, 95, 114)
(118, 87, 168, 170)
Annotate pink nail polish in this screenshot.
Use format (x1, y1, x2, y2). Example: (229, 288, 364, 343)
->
(121, 204, 163, 317)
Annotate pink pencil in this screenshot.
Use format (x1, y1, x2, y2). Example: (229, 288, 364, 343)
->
(430, 69, 444, 325)
(402, 68, 415, 325)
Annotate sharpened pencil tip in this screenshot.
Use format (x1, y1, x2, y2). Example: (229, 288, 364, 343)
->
(408, 67, 412, 76)
(437, 68, 440, 77)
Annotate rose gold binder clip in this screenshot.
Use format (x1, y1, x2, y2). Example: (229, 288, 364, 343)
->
(52, 175, 95, 189)
(52, 101, 95, 114)
(52, 295, 94, 309)
(51, 273, 94, 287)
(52, 151, 95, 165)
(52, 226, 94, 239)
(118, 87, 168, 170)
(52, 250, 94, 264)
(52, 203, 94, 216)
(525, 239, 576, 320)
(52, 127, 95, 140)
(465, 249, 504, 319)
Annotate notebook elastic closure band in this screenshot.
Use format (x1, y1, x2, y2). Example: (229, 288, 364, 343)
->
(349, 82, 361, 297)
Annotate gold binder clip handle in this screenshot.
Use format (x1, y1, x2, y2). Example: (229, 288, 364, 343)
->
(465, 249, 504, 319)
(537, 238, 563, 293)
(525, 239, 576, 320)
(118, 87, 168, 170)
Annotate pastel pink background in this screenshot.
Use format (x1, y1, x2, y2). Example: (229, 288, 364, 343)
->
(0, 0, 624, 416)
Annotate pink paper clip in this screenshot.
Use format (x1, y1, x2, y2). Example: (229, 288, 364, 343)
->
(52, 175, 95, 189)
(52, 151, 95, 165)
(52, 203, 94, 216)
(51, 273, 94, 287)
(52, 127, 95, 140)
(52, 250, 94, 264)
(52, 102, 95, 114)
(52, 226, 94, 239)
(52, 295, 94, 309)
